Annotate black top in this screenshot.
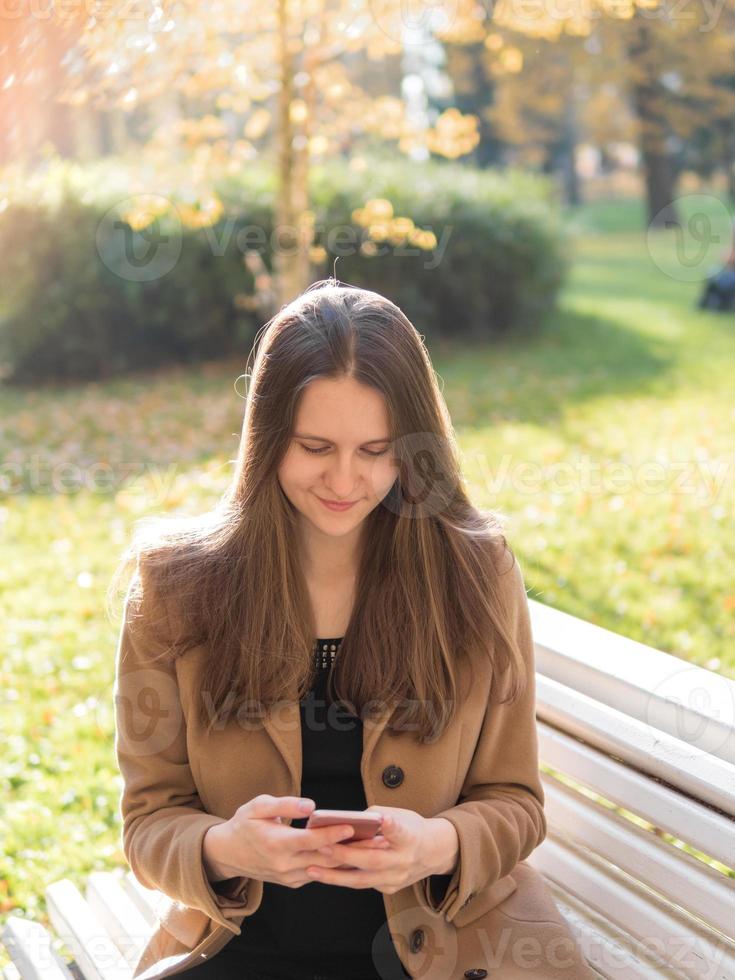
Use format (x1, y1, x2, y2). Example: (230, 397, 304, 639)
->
(224, 637, 412, 980)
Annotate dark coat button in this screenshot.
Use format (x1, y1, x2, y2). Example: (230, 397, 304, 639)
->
(382, 765, 404, 788)
(464, 971, 488, 979)
(409, 928, 425, 953)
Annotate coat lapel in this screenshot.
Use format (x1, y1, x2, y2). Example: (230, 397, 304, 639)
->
(261, 698, 302, 792)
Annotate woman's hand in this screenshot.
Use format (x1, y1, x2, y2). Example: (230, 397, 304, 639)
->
(303, 805, 459, 894)
(203, 794, 387, 889)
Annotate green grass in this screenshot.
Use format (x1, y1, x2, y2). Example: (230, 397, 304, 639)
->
(440, 200, 735, 676)
(1, 193, 734, 960)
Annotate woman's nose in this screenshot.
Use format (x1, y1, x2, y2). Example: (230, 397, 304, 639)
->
(324, 455, 363, 496)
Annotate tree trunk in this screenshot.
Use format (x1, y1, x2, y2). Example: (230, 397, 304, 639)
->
(441, 41, 504, 168)
(108, 112, 129, 156)
(272, 0, 312, 314)
(561, 94, 582, 206)
(73, 109, 104, 160)
(638, 143, 679, 227)
(626, 18, 680, 228)
(724, 125, 735, 203)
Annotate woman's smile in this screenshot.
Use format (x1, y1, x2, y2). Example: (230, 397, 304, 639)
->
(315, 493, 361, 511)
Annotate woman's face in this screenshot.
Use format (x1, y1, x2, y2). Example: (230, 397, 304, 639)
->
(277, 376, 399, 538)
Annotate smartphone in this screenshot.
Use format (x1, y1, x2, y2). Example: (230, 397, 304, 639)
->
(305, 808, 383, 840)
(305, 809, 383, 868)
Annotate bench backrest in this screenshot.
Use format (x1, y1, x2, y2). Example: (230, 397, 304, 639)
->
(528, 598, 735, 979)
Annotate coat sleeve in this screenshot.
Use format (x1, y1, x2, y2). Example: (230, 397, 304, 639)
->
(419, 554, 547, 921)
(113, 569, 253, 929)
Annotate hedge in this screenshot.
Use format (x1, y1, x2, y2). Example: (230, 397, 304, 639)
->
(0, 156, 570, 383)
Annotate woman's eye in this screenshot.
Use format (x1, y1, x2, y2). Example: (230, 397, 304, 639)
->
(299, 445, 388, 457)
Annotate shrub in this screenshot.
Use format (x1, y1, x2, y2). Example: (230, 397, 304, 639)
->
(307, 158, 570, 341)
(0, 192, 254, 384)
(0, 156, 570, 383)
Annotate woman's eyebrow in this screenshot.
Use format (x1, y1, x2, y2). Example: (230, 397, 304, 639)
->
(293, 432, 391, 445)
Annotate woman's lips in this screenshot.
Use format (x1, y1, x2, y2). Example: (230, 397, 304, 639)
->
(316, 495, 359, 511)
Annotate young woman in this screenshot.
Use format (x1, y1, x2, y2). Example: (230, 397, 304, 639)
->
(112, 280, 597, 980)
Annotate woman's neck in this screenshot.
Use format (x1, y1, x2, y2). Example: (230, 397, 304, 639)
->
(298, 519, 364, 583)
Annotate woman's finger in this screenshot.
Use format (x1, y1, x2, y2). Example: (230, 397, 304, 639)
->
(316, 842, 389, 866)
(346, 836, 391, 849)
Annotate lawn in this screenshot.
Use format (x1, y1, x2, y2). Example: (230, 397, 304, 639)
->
(1, 193, 734, 958)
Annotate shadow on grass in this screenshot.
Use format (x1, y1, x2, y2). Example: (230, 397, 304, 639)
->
(436, 305, 674, 428)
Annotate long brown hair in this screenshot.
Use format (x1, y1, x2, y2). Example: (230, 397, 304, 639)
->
(108, 278, 528, 743)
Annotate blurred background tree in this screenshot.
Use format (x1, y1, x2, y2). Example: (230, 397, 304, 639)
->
(489, 0, 735, 226)
(2, 0, 734, 379)
(4, 0, 734, 243)
(43, 0, 488, 312)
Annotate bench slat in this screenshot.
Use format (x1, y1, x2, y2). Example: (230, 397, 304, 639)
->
(120, 873, 157, 927)
(532, 835, 735, 979)
(542, 881, 669, 979)
(531, 599, 735, 767)
(46, 879, 132, 980)
(85, 872, 154, 968)
(536, 675, 735, 817)
(538, 719, 735, 869)
(0, 916, 75, 980)
(540, 774, 735, 938)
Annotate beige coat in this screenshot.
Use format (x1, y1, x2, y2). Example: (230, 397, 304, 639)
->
(114, 557, 598, 980)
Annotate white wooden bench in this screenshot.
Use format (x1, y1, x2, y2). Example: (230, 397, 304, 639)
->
(1, 869, 160, 980)
(3, 600, 734, 979)
(527, 598, 735, 979)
